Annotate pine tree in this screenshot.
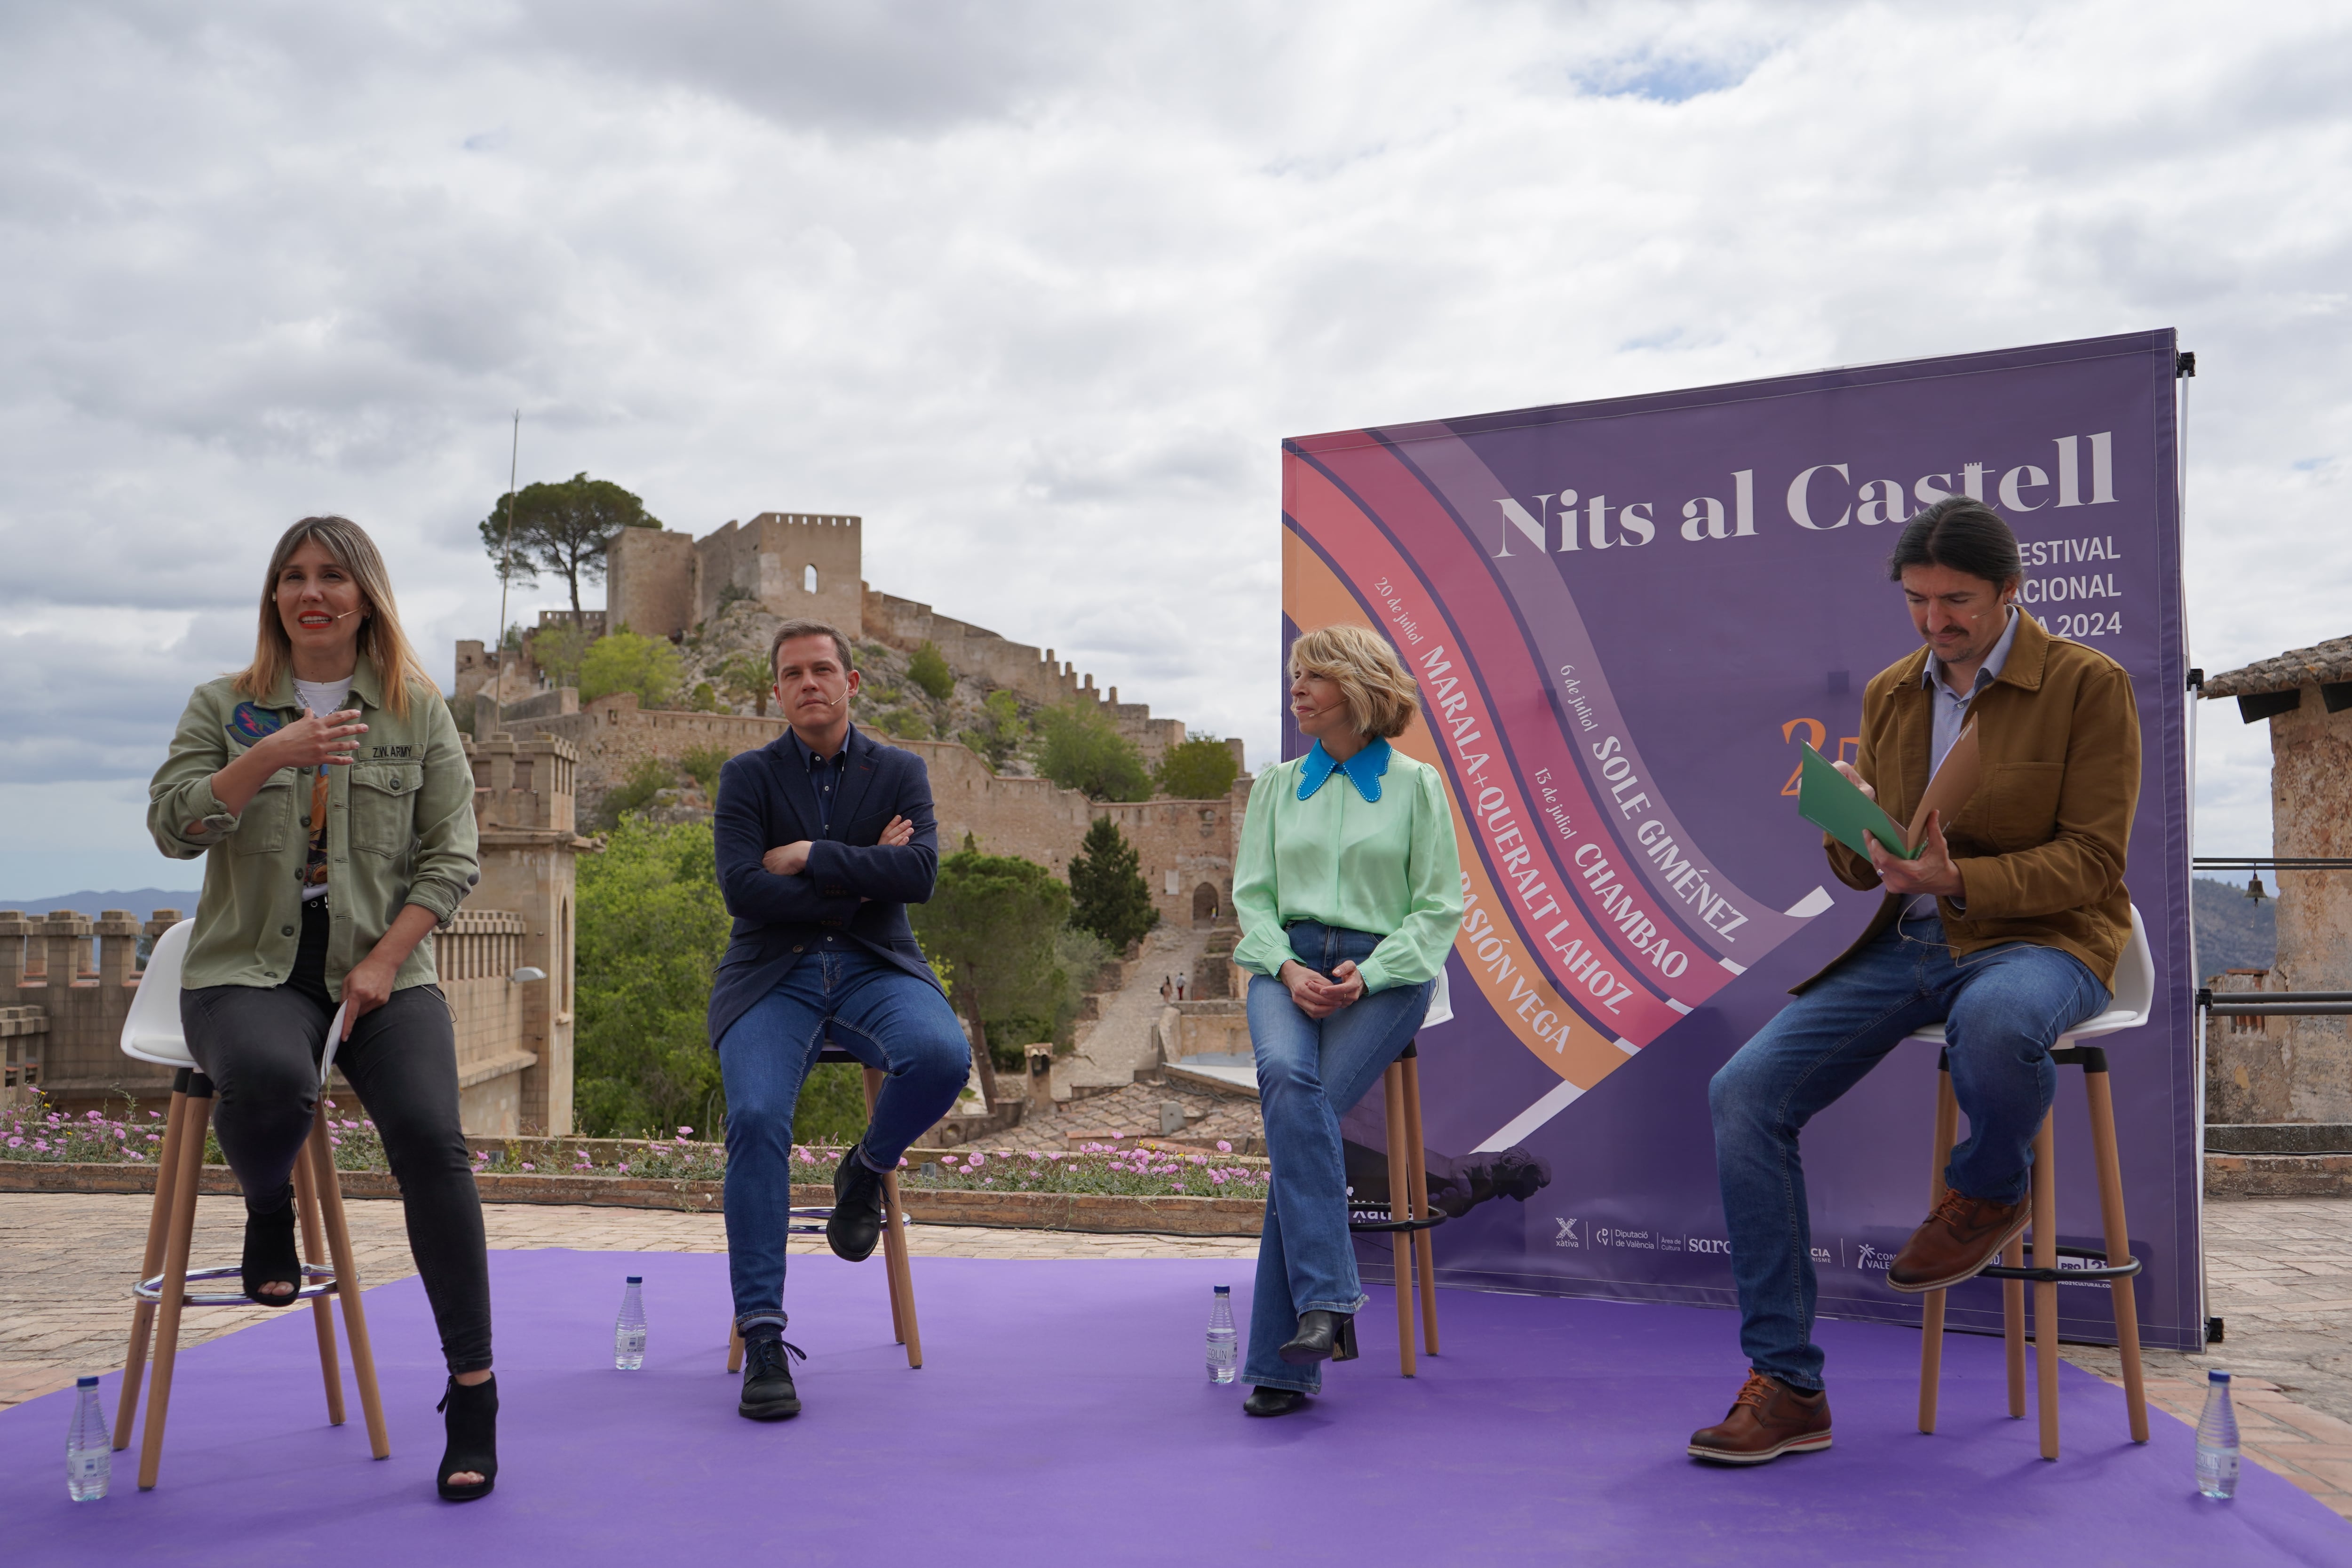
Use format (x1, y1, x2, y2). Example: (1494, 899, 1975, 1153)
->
(1068, 816, 1160, 951)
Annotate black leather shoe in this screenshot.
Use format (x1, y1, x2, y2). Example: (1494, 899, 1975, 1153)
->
(1243, 1386, 1310, 1417)
(738, 1333, 807, 1421)
(827, 1146, 888, 1263)
(1278, 1310, 1358, 1366)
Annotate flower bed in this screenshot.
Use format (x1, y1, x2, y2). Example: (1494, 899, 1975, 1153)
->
(1, 1098, 1269, 1205)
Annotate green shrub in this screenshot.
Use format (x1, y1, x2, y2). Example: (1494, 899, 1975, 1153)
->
(595, 755, 676, 831)
(680, 742, 732, 799)
(532, 620, 597, 688)
(959, 689, 1027, 771)
(573, 818, 729, 1138)
(580, 627, 683, 709)
(1152, 736, 1240, 800)
(1033, 701, 1150, 802)
(907, 640, 955, 702)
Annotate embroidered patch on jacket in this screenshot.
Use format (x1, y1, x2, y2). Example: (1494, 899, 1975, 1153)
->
(227, 702, 284, 745)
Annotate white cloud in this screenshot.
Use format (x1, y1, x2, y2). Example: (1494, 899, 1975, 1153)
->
(0, 0, 2344, 891)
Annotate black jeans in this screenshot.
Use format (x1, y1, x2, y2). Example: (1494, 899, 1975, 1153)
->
(179, 898, 493, 1374)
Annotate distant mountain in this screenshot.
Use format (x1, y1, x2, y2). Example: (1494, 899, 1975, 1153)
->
(2193, 876, 2277, 978)
(0, 889, 202, 919)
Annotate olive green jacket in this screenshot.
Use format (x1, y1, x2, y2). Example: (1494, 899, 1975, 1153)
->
(1800, 611, 2140, 993)
(147, 660, 479, 998)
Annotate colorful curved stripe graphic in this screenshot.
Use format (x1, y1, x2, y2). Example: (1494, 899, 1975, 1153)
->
(1284, 433, 1833, 1092)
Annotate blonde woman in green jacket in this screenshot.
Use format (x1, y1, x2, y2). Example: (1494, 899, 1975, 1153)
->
(148, 516, 497, 1502)
(1230, 624, 1463, 1418)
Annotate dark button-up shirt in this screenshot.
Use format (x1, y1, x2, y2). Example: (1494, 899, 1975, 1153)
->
(787, 723, 859, 836)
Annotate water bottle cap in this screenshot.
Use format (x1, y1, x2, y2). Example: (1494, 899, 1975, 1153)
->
(1213, 1285, 1230, 1294)
(2209, 1369, 2231, 1382)
(77, 1375, 98, 1388)
(627, 1275, 643, 1284)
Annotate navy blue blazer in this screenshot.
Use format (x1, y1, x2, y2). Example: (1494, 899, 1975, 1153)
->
(706, 724, 946, 1049)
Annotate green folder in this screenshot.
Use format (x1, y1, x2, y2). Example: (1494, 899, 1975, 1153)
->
(1796, 742, 1923, 861)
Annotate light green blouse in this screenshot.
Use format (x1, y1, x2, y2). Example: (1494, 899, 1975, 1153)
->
(1231, 743, 1464, 995)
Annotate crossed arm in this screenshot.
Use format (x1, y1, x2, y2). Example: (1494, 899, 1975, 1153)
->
(713, 754, 943, 924)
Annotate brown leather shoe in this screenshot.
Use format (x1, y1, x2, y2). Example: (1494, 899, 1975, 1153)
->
(1885, 1187, 2033, 1293)
(1687, 1372, 1832, 1465)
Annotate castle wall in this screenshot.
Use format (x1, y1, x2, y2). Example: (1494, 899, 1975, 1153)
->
(2208, 685, 2352, 1123)
(606, 527, 699, 641)
(695, 513, 864, 634)
(466, 733, 586, 1134)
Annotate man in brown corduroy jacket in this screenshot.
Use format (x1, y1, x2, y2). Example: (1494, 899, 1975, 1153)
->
(1688, 497, 2140, 1467)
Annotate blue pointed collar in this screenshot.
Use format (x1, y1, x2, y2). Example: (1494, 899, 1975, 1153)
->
(1297, 737, 1393, 803)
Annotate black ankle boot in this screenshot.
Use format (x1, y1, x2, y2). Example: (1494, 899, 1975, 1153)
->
(240, 1188, 303, 1308)
(1278, 1310, 1357, 1366)
(827, 1146, 888, 1263)
(437, 1375, 498, 1502)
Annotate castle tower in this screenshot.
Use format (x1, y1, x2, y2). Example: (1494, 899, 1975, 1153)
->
(693, 512, 864, 633)
(466, 732, 589, 1134)
(605, 526, 698, 641)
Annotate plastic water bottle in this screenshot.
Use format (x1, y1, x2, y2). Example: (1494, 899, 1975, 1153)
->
(2196, 1369, 2240, 1499)
(66, 1376, 108, 1501)
(1206, 1285, 1236, 1384)
(614, 1276, 647, 1371)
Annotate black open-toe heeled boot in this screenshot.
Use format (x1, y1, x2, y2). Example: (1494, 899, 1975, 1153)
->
(240, 1188, 303, 1308)
(437, 1375, 498, 1502)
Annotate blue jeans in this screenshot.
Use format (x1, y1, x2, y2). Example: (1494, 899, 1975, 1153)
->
(717, 943, 969, 1329)
(1243, 922, 1435, 1393)
(1708, 913, 2109, 1391)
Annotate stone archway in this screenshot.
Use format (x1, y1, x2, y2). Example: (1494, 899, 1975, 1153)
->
(1192, 883, 1220, 926)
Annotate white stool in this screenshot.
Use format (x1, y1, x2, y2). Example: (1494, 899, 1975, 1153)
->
(113, 919, 389, 1488)
(1911, 904, 2156, 1459)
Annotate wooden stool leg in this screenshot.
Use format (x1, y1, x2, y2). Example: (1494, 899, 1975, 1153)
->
(115, 1086, 187, 1452)
(881, 1171, 923, 1369)
(727, 1321, 744, 1373)
(308, 1107, 389, 1459)
(2082, 1066, 2149, 1442)
(2031, 1111, 2059, 1459)
(292, 1146, 345, 1425)
(138, 1090, 211, 1489)
(1382, 1065, 1416, 1377)
(1918, 1062, 1959, 1434)
(859, 1067, 911, 1351)
(2003, 1235, 2026, 1418)
(1400, 1053, 1438, 1356)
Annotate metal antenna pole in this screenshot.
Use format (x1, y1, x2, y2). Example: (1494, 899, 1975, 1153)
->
(494, 410, 520, 707)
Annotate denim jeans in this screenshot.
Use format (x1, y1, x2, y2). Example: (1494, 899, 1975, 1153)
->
(1708, 913, 2109, 1391)
(717, 942, 969, 1329)
(1243, 922, 1435, 1393)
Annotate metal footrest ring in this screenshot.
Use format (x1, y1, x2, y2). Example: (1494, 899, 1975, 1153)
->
(1978, 1243, 2141, 1285)
(135, 1262, 338, 1308)
(1347, 1210, 1448, 1235)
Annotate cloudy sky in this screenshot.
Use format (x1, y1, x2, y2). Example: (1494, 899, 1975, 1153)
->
(1, 0, 2345, 897)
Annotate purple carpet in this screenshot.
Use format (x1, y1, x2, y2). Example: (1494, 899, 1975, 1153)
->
(4, 1250, 2344, 1566)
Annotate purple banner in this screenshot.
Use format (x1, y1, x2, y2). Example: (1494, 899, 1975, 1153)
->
(1285, 331, 2196, 1349)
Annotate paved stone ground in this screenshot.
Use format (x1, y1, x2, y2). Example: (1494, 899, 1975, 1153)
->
(2058, 1197, 2352, 1519)
(986, 1079, 1265, 1153)
(6, 1191, 2346, 1520)
(1054, 921, 1213, 1098)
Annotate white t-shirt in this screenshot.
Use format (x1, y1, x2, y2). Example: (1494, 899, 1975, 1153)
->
(291, 676, 354, 902)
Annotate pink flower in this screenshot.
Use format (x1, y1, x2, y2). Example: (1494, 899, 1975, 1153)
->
(86, 1110, 102, 1121)
(32, 1140, 47, 1151)
(6, 1137, 20, 1147)
(128, 1151, 145, 1162)
(324, 1100, 337, 1110)
(678, 1126, 693, 1136)
(1216, 1140, 1232, 1153)
(967, 1154, 986, 1170)
(675, 1134, 688, 1144)
(148, 1110, 160, 1119)
(521, 1162, 536, 1171)
(616, 1163, 630, 1174)
(330, 1135, 343, 1146)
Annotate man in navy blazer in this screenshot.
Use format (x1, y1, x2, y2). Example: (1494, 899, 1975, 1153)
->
(708, 619, 969, 1421)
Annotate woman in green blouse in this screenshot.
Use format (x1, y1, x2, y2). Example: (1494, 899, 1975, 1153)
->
(1232, 624, 1463, 1417)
